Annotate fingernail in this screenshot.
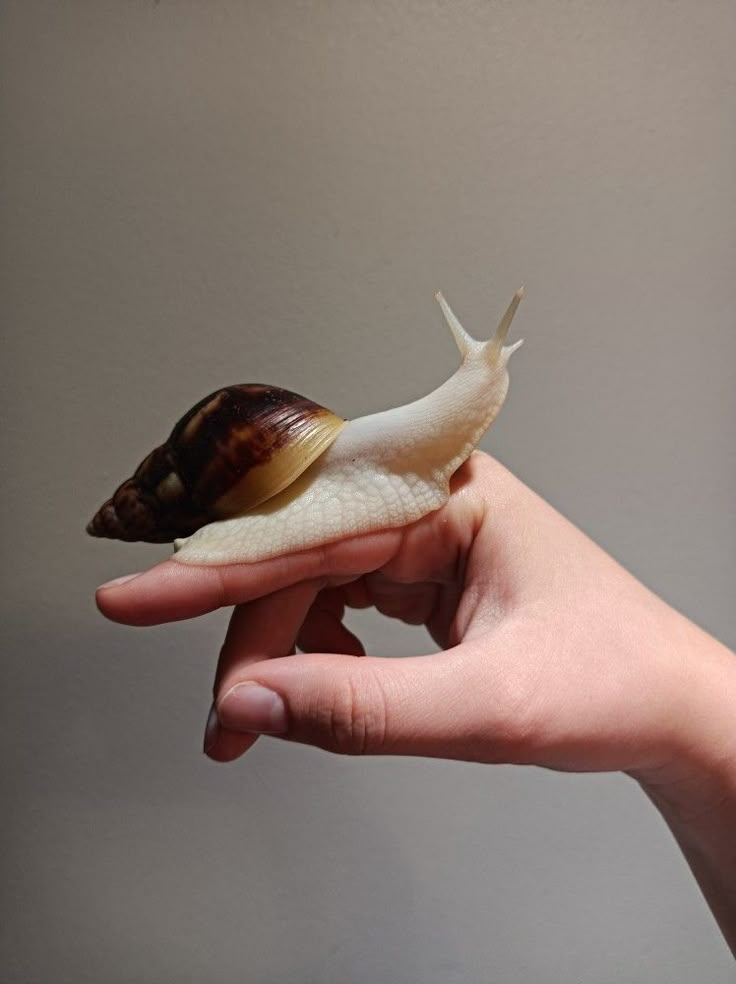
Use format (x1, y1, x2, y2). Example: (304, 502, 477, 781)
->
(219, 683, 287, 734)
(98, 572, 142, 590)
(203, 703, 220, 754)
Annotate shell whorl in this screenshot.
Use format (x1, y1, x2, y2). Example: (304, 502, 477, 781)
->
(87, 385, 345, 544)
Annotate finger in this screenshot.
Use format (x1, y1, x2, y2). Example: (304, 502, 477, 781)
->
(297, 590, 366, 657)
(364, 571, 439, 625)
(214, 580, 322, 700)
(95, 530, 403, 626)
(205, 581, 322, 761)
(214, 640, 503, 760)
(340, 577, 372, 610)
(307, 586, 347, 623)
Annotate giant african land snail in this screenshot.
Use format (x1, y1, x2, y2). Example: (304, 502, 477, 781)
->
(88, 290, 523, 565)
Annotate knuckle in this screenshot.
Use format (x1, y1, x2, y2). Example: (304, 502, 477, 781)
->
(317, 669, 388, 756)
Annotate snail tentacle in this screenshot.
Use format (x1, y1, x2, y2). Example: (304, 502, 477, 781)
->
(435, 291, 480, 360)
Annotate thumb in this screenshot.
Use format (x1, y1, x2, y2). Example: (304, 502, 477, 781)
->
(208, 580, 515, 762)
(215, 648, 470, 758)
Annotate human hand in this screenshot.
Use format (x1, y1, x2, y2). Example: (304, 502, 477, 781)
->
(95, 452, 735, 777)
(97, 451, 736, 946)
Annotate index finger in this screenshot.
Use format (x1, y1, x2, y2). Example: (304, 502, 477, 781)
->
(95, 529, 403, 626)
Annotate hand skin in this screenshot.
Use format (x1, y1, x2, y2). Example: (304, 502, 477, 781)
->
(96, 453, 736, 953)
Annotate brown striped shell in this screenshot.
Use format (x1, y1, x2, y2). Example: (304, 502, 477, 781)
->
(86, 385, 345, 543)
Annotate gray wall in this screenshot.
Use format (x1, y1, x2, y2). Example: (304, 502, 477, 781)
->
(2, 2, 734, 981)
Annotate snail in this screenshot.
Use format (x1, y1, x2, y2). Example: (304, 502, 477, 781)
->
(87, 289, 523, 565)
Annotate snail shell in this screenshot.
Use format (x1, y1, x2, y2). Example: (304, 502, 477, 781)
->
(87, 385, 344, 543)
(88, 290, 523, 565)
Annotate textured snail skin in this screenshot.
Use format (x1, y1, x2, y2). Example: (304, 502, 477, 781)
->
(172, 290, 523, 565)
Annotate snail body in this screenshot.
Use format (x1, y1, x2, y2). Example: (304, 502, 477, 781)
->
(88, 290, 523, 565)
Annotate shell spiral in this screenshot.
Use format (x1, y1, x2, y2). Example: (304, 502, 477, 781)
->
(86, 384, 345, 543)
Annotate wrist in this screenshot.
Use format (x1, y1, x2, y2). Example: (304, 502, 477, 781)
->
(627, 617, 736, 954)
(629, 616, 736, 825)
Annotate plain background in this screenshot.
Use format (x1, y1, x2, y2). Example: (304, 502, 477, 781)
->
(2, 2, 735, 981)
